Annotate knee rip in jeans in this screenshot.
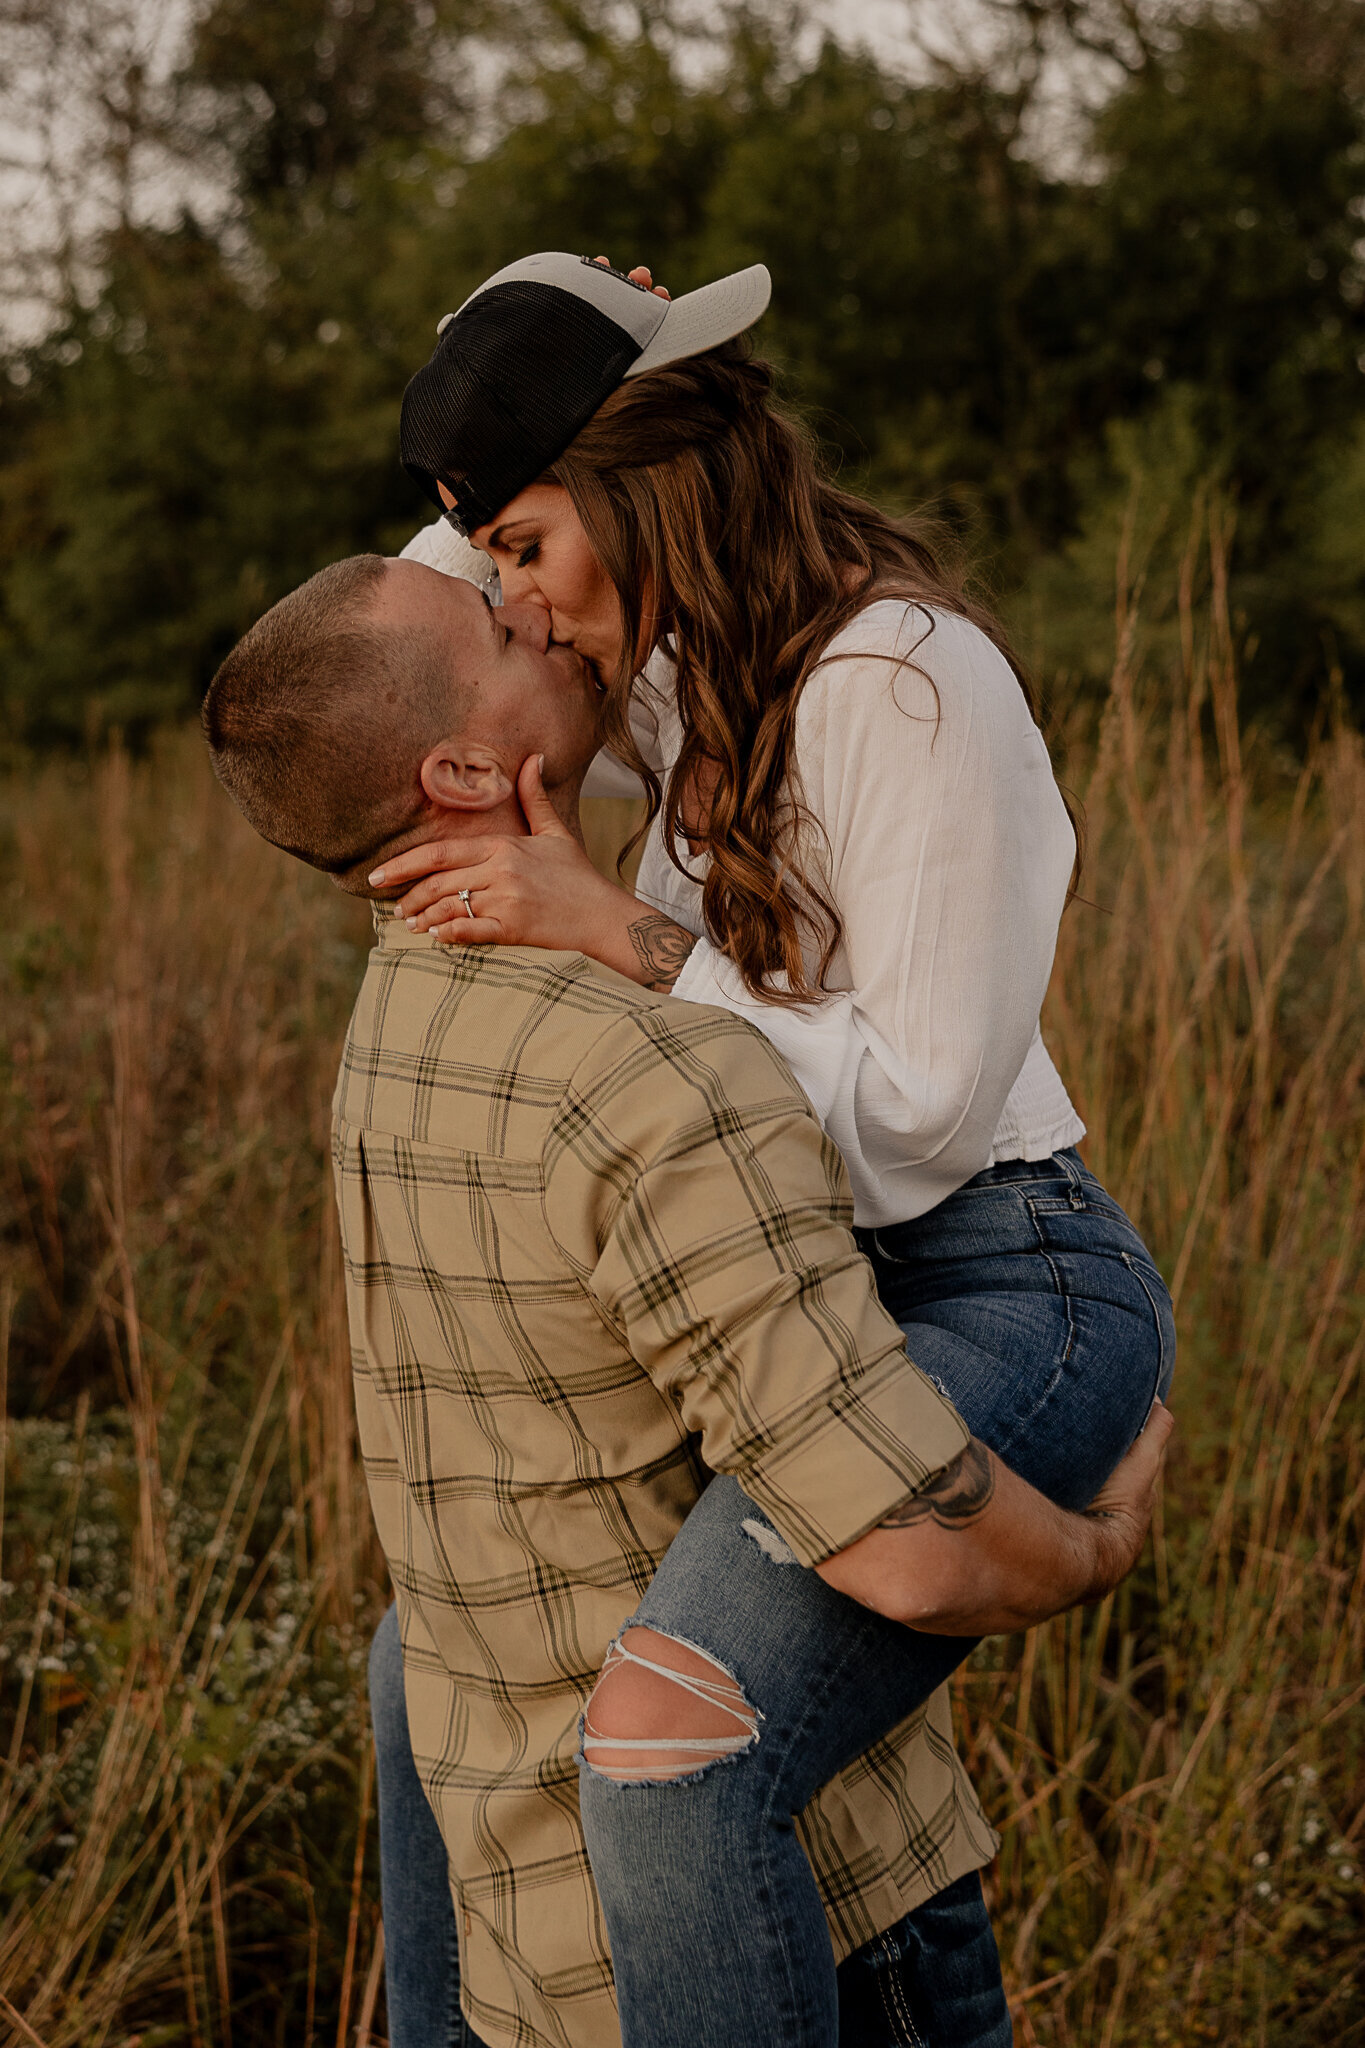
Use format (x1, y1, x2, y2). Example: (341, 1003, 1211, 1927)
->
(740, 1517, 799, 1566)
(581, 1628, 761, 1784)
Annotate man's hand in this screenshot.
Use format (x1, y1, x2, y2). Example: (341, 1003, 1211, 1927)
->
(1075, 1398, 1175, 1601)
(815, 1402, 1174, 1637)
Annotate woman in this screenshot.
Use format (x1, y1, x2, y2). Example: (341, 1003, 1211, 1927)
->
(369, 253, 1175, 2048)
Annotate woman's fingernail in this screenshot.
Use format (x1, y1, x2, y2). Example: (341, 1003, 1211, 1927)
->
(369, 868, 385, 884)
(538, 754, 545, 774)
(406, 916, 419, 930)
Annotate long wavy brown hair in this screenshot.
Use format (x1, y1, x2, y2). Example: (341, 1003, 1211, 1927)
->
(546, 340, 1048, 1004)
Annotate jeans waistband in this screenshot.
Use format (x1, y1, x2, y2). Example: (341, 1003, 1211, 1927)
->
(851, 1150, 1113, 1262)
(965, 1146, 1085, 1187)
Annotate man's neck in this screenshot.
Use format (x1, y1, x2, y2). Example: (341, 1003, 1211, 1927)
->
(465, 770, 587, 845)
(360, 774, 587, 901)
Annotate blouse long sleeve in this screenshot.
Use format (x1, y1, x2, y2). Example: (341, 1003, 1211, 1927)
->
(398, 517, 499, 588)
(657, 603, 1083, 1224)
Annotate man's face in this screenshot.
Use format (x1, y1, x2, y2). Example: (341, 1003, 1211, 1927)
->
(371, 560, 603, 798)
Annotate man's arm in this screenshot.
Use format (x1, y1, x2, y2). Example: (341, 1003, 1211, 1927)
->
(548, 1005, 1171, 1621)
(815, 1407, 1173, 1634)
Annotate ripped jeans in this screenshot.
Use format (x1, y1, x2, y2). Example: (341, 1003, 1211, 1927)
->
(372, 1150, 1175, 2047)
(370, 1605, 1005, 2048)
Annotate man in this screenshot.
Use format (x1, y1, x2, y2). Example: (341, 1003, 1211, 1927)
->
(202, 555, 1169, 2048)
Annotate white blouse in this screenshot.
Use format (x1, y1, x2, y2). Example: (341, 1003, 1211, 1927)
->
(400, 521, 1085, 1226)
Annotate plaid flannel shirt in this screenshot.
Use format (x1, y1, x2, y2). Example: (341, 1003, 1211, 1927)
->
(333, 914, 999, 2048)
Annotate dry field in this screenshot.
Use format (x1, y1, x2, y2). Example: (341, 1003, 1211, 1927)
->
(1, 524, 1362, 2045)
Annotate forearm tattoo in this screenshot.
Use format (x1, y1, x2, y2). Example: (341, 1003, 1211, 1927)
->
(627, 913, 698, 991)
(879, 1440, 997, 1531)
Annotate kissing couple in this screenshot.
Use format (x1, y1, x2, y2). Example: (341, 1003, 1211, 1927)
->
(205, 252, 1176, 2048)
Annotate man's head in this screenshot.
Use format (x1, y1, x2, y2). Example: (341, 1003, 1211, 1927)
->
(202, 555, 601, 890)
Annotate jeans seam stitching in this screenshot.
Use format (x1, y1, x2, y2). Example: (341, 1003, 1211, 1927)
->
(447, 1914, 464, 2048)
(876, 1930, 926, 2046)
(1040, 1249, 1076, 1364)
(1120, 1249, 1169, 1383)
(749, 1629, 890, 2037)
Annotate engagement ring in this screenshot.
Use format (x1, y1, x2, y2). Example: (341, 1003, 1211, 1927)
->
(459, 889, 475, 919)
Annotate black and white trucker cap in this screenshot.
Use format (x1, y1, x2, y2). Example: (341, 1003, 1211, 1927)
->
(399, 252, 772, 537)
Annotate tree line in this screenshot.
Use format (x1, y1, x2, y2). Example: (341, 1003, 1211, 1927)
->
(2, 0, 1365, 747)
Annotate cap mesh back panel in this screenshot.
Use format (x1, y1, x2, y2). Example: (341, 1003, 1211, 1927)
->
(400, 281, 640, 530)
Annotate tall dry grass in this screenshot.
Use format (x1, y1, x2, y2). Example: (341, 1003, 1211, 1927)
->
(0, 511, 1362, 2044)
(0, 754, 385, 2046)
(959, 510, 1365, 2043)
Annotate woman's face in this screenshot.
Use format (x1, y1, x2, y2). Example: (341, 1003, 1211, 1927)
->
(437, 482, 627, 684)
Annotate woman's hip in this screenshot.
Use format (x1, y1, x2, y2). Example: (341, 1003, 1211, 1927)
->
(854, 1150, 1175, 1511)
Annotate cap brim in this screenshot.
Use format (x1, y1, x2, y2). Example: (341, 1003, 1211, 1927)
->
(622, 264, 771, 377)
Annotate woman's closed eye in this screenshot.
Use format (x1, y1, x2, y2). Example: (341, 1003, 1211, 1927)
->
(516, 541, 541, 568)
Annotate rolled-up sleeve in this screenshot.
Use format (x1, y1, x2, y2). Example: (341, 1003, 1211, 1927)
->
(542, 1001, 970, 1565)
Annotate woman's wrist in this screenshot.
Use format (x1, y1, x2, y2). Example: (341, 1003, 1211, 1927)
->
(620, 910, 699, 991)
(585, 889, 698, 991)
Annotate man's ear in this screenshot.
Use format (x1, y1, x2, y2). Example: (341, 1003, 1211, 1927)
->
(420, 742, 515, 812)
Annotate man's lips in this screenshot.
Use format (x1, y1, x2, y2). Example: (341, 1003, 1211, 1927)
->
(550, 637, 605, 692)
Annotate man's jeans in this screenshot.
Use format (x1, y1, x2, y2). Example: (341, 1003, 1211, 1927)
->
(371, 1603, 1011, 2048)
(370, 1604, 468, 2048)
(371, 1150, 1175, 2047)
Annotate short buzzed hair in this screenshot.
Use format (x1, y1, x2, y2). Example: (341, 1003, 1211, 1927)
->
(203, 554, 468, 879)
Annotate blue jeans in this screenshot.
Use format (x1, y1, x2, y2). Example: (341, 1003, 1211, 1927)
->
(369, 1605, 477, 2048)
(370, 1606, 1012, 2048)
(372, 1150, 1175, 2046)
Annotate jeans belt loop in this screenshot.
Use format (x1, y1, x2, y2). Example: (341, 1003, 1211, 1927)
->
(1060, 1149, 1086, 1211)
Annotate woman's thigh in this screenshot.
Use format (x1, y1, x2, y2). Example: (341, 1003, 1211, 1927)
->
(622, 1470, 964, 1801)
(621, 1153, 1175, 1786)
